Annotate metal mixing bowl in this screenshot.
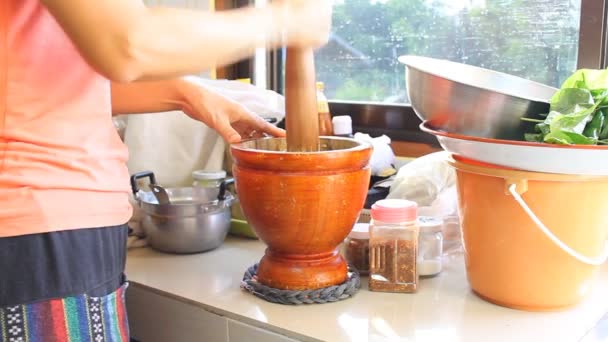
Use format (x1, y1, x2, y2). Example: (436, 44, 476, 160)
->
(399, 55, 558, 140)
(131, 171, 234, 254)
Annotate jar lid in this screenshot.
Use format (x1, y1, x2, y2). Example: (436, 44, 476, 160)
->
(371, 199, 417, 223)
(332, 115, 353, 135)
(418, 216, 444, 232)
(332, 115, 352, 125)
(192, 170, 226, 180)
(348, 223, 369, 240)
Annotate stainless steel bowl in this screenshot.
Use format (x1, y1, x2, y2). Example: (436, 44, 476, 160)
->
(399, 55, 557, 140)
(131, 171, 234, 254)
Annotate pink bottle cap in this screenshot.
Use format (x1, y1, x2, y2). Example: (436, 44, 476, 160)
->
(371, 199, 417, 223)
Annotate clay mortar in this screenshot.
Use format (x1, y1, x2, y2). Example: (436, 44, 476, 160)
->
(231, 137, 372, 290)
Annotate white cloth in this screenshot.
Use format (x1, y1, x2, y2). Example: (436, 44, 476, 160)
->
(124, 111, 226, 187)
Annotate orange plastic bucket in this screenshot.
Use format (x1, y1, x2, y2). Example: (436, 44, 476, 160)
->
(450, 156, 608, 311)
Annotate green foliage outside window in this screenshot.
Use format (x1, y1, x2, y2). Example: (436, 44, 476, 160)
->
(315, 0, 581, 103)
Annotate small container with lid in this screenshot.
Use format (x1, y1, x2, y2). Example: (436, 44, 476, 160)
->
(368, 199, 419, 293)
(192, 170, 226, 199)
(417, 216, 444, 277)
(343, 223, 370, 275)
(332, 115, 353, 138)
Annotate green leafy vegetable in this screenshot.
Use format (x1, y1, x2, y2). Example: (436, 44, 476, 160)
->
(524, 68, 608, 145)
(550, 88, 593, 114)
(583, 110, 604, 139)
(544, 131, 597, 145)
(560, 69, 608, 90)
(600, 109, 608, 140)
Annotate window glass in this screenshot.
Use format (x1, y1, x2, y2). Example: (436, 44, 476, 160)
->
(315, 0, 582, 103)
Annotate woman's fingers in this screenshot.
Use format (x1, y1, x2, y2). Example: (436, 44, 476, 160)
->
(254, 118, 286, 137)
(216, 119, 243, 143)
(232, 107, 286, 140)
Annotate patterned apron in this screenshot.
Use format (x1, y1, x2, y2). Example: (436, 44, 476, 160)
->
(0, 284, 129, 342)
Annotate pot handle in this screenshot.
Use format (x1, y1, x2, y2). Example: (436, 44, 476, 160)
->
(130, 171, 157, 196)
(507, 182, 608, 266)
(218, 177, 235, 201)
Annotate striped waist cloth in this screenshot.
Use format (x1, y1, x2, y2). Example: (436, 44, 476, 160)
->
(0, 283, 129, 342)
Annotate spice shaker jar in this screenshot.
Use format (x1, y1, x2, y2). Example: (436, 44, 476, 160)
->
(192, 170, 226, 198)
(344, 223, 370, 275)
(369, 199, 419, 293)
(417, 216, 444, 277)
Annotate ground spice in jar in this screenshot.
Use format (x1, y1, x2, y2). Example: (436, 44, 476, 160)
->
(369, 239, 418, 293)
(368, 199, 419, 293)
(343, 223, 370, 274)
(345, 237, 369, 274)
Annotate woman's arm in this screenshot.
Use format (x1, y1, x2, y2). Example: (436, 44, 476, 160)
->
(41, 0, 331, 82)
(110, 79, 184, 115)
(111, 79, 285, 143)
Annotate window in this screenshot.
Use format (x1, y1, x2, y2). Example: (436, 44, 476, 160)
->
(253, 0, 607, 145)
(315, 0, 582, 103)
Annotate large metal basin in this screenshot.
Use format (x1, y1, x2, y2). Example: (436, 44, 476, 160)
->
(399, 55, 557, 140)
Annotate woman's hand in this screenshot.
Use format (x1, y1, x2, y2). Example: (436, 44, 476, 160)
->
(177, 80, 285, 143)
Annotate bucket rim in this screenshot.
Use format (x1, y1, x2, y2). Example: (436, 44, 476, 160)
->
(448, 155, 608, 182)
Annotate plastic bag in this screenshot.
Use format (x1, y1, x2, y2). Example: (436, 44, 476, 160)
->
(387, 151, 462, 256)
(353, 133, 396, 176)
(388, 152, 454, 208)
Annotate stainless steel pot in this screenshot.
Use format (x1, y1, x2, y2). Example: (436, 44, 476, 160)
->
(130, 171, 234, 254)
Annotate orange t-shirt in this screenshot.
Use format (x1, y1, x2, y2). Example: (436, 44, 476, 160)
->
(0, 0, 133, 237)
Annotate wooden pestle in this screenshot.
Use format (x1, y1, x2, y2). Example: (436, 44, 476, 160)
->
(285, 47, 320, 152)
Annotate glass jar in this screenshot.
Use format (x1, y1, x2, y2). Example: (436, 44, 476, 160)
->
(316, 82, 334, 136)
(344, 223, 370, 275)
(417, 216, 444, 277)
(368, 199, 419, 293)
(192, 170, 226, 198)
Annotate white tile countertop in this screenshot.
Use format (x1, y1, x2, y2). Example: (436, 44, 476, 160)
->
(125, 237, 608, 342)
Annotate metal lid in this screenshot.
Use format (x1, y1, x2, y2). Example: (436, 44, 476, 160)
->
(192, 170, 227, 181)
(348, 223, 370, 240)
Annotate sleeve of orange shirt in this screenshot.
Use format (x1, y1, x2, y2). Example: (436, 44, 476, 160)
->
(111, 79, 285, 142)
